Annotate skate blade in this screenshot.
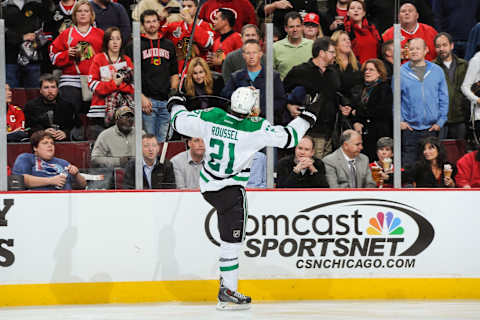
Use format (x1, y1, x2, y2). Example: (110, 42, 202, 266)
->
(216, 301, 251, 311)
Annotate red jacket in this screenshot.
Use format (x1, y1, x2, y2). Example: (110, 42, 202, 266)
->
(211, 30, 242, 72)
(161, 19, 214, 72)
(382, 23, 437, 62)
(87, 52, 134, 118)
(7, 104, 25, 132)
(455, 151, 480, 188)
(345, 18, 382, 64)
(49, 26, 104, 87)
(198, 0, 257, 33)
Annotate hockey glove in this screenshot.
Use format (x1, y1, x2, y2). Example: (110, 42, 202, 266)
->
(298, 92, 324, 128)
(167, 95, 187, 113)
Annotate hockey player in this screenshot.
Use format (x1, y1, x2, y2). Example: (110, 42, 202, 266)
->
(161, 0, 214, 73)
(167, 87, 323, 310)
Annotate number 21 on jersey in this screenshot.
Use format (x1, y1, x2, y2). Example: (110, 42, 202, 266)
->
(207, 138, 236, 175)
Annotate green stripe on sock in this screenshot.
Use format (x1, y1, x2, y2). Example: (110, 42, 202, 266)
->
(220, 264, 239, 272)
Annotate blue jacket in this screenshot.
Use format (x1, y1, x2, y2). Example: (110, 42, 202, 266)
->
(399, 61, 449, 130)
(221, 67, 286, 124)
(432, 0, 480, 42)
(466, 23, 480, 61)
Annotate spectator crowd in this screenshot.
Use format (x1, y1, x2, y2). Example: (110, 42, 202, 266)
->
(4, 0, 480, 190)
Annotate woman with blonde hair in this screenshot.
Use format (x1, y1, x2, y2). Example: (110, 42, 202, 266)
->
(331, 30, 360, 72)
(331, 30, 363, 148)
(183, 57, 224, 109)
(49, 0, 104, 115)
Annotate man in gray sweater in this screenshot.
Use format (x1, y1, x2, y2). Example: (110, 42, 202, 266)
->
(91, 107, 140, 168)
(170, 137, 206, 189)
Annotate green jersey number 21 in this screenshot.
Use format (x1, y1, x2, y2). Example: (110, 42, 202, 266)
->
(208, 138, 236, 175)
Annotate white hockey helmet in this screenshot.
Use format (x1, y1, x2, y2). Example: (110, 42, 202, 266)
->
(230, 87, 256, 115)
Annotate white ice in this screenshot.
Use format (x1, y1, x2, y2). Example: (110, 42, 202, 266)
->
(1, 301, 480, 320)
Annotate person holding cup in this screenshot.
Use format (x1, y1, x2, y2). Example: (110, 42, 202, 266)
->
(325, 0, 349, 34)
(408, 136, 456, 188)
(369, 137, 395, 188)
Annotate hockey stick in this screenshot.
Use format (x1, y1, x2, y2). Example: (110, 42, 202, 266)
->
(165, 3, 202, 144)
(188, 95, 230, 103)
(178, 3, 202, 94)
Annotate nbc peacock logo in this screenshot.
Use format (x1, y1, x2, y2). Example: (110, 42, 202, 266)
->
(367, 211, 404, 236)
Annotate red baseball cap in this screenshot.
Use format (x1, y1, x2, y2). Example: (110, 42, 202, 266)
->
(304, 13, 320, 25)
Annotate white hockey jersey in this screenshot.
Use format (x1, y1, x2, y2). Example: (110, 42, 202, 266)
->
(171, 105, 310, 192)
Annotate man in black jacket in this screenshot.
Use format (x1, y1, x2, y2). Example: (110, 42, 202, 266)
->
(277, 135, 329, 188)
(123, 133, 176, 189)
(3, 0, 51, 87)
(24, 73, 76, 140)
(283, 36, 341, 159)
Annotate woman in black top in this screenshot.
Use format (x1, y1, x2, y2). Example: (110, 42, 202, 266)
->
(409, 136, 456, 188)
(183, 57, 224, 110)
(352, 58, 393, 161)
(330, 30, 363, 148)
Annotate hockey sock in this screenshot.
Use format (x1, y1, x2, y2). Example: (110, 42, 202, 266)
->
(219, 241, 241, 291)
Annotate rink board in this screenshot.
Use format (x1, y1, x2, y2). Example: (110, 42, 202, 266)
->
(0, 189, 479, 306)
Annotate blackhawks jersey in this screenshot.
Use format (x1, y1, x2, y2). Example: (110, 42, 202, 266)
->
(161, 19, 214, 73)
(7, 104, 26, 132)
(171, 105, 310, 192)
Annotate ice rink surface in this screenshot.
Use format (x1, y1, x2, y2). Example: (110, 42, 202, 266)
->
(1, 300, 480, 320)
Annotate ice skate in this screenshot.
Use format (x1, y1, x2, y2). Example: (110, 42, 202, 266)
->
(216, 278, 251, 311)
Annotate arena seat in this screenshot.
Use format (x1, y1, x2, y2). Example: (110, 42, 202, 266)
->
(441, 139, 466, 164)
(7, 141, 91, 169)
(11, 88, 41, 108)
(114, 168, 125, 189)
(158, 141, 187, 160)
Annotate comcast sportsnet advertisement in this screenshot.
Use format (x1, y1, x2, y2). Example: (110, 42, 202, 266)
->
(205, 197, 436, 275)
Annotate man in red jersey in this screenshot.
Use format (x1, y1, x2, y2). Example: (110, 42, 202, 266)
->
(207, 8, 242, 72)
(198, 0, 257, 33)
(161, 0, 214, 72)
(382, 2, 438, 62)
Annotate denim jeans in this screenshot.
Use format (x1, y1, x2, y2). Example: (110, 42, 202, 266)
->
(439, 123, 466, 140)
(142, 98, 170, 142)
(6, 63, 41, 88)
(401, 129, 438, 167)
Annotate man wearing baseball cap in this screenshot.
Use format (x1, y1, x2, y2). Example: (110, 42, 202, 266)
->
(303, 12, 324, 40)
(91, 106, 142, 169)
